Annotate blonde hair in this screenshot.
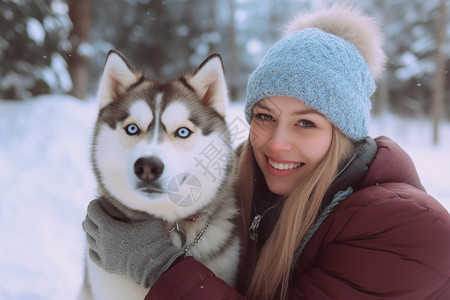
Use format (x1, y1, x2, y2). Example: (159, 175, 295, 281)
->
(237, 126, 354, 299)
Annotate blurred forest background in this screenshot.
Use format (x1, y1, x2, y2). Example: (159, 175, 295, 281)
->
(0, 0, 449, 143)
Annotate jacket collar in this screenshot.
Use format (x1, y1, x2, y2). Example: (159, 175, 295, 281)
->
(320, 137, 378, 212)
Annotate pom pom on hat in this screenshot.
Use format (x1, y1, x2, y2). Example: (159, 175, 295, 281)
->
(284, 3, 386, 79)
(245, 4, 386, 141)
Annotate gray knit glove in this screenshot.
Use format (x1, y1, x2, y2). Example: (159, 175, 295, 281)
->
(82, 199, 185, 288)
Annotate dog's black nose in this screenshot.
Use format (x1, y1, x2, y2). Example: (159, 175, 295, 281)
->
(134, 156, 164, 182)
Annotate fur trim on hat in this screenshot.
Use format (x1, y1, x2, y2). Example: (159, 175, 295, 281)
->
(284, 3, 386, 79)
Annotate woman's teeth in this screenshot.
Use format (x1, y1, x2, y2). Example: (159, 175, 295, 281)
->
(268, 158, 303, 170)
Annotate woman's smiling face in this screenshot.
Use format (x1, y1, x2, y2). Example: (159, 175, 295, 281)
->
(250, 96, 333, 195)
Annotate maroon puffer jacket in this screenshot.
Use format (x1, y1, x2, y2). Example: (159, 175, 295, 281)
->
(146, 136, 450, 299)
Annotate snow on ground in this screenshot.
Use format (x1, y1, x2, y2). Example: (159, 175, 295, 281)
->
(0, 95, 449, 299)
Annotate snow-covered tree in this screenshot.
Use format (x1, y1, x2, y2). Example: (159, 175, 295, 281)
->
(0, 0, 72, 100)
(363, 0, 449, 117)
(88, 0, 217, 89)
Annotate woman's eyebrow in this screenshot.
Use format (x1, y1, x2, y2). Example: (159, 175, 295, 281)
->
(292, 109, 321, 116)
(255, 102, 324, 117)
(254, 103, 274, 112)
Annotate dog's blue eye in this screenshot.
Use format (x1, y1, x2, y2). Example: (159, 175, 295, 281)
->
(176, 127, 192, 138)
(125, 123, 140, 135)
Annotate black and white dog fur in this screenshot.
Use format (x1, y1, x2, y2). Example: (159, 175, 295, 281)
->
(78, 51, 240, 300)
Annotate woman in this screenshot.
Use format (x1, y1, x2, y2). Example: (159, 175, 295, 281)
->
(83, 4, 450, 299)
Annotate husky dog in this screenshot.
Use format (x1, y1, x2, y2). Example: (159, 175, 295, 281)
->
(78, 50, 240, 300)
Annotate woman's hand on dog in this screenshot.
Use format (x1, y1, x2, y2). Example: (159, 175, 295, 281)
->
(82, 198, 185, 288)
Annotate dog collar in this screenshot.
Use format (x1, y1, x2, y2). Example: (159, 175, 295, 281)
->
(183, 215, 212, 252)
(184, 211, 206, 222)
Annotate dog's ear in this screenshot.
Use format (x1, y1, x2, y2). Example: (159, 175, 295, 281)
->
(187, 54, 228, 117)
(97, 50, 141, 109)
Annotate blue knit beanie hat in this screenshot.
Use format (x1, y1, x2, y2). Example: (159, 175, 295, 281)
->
(245, 4, 385, 141)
